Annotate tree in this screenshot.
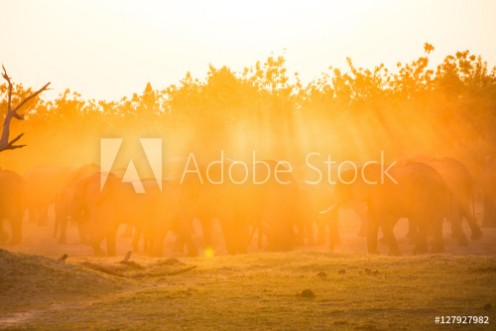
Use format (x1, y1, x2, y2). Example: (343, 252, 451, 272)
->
(0, 65, 50, 152)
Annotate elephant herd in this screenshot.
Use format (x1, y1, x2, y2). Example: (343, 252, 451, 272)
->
(332, 159, 480, 255)
(0, 155, 495, 256)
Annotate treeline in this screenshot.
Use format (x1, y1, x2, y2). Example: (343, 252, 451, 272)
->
(1, 43, 495, 172)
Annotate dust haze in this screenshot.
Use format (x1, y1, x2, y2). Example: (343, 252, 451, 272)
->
(1, 44, 496, 329)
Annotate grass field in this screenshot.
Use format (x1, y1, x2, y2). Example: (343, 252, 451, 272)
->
(1, 248, 495, 330)
(1, 212, 496, 330)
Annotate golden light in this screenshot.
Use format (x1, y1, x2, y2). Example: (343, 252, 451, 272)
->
(204, 247, 216, 259)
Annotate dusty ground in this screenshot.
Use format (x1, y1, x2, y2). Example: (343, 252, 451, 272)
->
(1, 209, 495, 330)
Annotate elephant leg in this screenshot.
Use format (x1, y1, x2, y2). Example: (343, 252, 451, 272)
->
(38, 206, 49, 226)
(290, 222, 303, 246)
(143, 230, 150, 253)
(247, 224, 256, 247)
(255, 219, 265, 250)
(106, 231, 117, 256)
(77, 222, 90, 244)
(0, 219, 7, 243)
(132, 227, 141, 252)
(184, 235, 198, 257)
(489, 198, 496, 226)
(90, 225, 106, 256)
(357, 221, 367, 237)
(315, 218, 326, 245)
(181, 220, 198, 257)
(53, 206, 60, 239)
(247, 222, 261, 250)
(149, 237, 159, 257)
(237, 221, 250, 253)
(224, 234, 237, 254)
(256, 226, 265, 251)
(55, 206, 69, 244)
(228, 215, 248, 254)
(329, 217, 340, 251)
(405, 219, 418, 242)
(431, 218, 444, 253)
(143, 231, 151, 255)
(302, 223, 311, 246)
(226, 222, 248, 254)
(482, 195, 496, 227)
(201, 218, 214, 250)
(270, 222, 294, 252)
(312, 222, 319, 246)
(172, 218, 197, 257)
(58, 216, 68, 244)
(461, 205, 482, 240)
(9, 217, 22, 245)
(382, 220, 400, 256)
(92, 240, 105, 256)
(355, 206, 368, 238)
(366, 210, 379, 254)
(375, 214, 399, 255)
(152, 231, 167, 257)
(467, 219, 483, 240)
(172, 234, 185, 253)
(140, 226, 152, 256)
(449, 207, 468, 246)
(327, 208, 340, 250)
(413, 221, 428, 254)
(303, 222, 314, 246)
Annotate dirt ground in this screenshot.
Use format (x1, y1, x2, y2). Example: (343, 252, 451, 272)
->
(1, 208, 495, 330)
(3, 206, 496, 258)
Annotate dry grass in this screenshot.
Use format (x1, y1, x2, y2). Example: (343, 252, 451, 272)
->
(1, 249, 495, 330)
(0, 249, 124, 316)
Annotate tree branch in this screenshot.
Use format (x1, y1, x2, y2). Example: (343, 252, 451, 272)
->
(12, 81, 51, 115)
(0, 65, 50, 152)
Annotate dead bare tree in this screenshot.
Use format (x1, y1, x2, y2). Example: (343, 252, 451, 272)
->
(1, 65, 50, 152)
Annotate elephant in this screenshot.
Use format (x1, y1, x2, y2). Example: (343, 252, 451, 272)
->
(406, 156, 483, 244)
(313, 189, 369, 250)
(224, 160, 306, 253)
(53, 163, 100, 243)
(181, 161, 254, 255)
(185, 159, 305, 254)
(141, 179, 198, 257)
(293, 161, 368, 251)
(71, 173, 122, 255)
(246, 163, 303, 252)
(72, 172, 187, 256)
(23, 166, 74, 225)
(297, 184, 341, 249)
(234, 160, 315, 251)
(192, 173, 245, 254)
(53, 182, 95, 245)
(332, 162, 449, 255)
(481, 155, 496, 227)
(0, 170, 24, 245)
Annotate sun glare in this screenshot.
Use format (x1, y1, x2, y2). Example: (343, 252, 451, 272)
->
(204, 247, 216, 259)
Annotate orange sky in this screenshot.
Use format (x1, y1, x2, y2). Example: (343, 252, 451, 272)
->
(2, 0, 495, 101)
